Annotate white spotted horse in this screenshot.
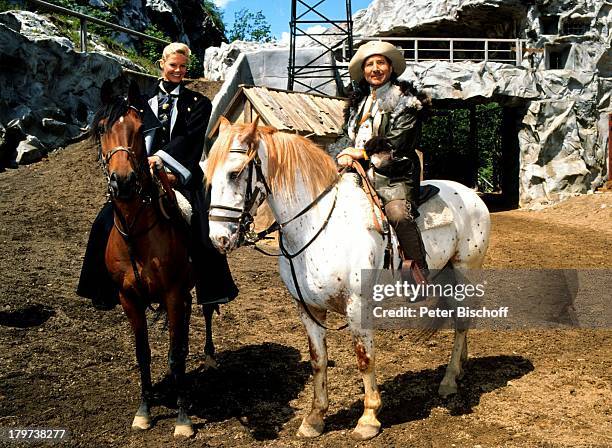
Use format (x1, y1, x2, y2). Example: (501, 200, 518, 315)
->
(204, 118, 491, 440)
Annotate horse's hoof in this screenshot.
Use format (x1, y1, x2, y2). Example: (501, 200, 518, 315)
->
(438, 381, 458, 398)
(131, 415, 151, 430)
(351, 422, 381, 440)
(174, 424, 195, 438)
(201, 354, 218, 370)
(296, 419, 324, 438)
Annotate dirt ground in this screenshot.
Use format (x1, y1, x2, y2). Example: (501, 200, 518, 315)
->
(0, 139, 610, 448)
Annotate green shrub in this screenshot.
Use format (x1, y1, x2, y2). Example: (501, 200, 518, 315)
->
(421, 103, 502, 192)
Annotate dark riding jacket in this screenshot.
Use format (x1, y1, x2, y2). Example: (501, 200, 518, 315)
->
(142, 82, 212, 191)
(333, 81, 425, 205)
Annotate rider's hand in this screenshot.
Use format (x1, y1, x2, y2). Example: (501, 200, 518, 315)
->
(148, 155, 163, 173)
(166, 172, 178, 187)
(336, 147, 364, 168)
(337, 155, 353, 168)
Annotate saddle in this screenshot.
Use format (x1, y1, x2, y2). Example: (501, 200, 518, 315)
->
(153, 168, 192, 226)
(418, 184, 440, 206)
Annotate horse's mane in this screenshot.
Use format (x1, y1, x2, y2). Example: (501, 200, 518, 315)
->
(206, 123, 338, 200)
(91, 97, 129, 141)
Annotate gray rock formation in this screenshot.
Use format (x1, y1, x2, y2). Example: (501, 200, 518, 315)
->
(0, 10, 136, 167)
(354, 0, 530, 39)
(16, 135, 46, 165)
(204, 40, 289, 81)
(112, 0, 225, 59)
(351, 0, 611, 206)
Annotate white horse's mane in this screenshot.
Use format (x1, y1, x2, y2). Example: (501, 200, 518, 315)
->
(206, 123, 338, 199)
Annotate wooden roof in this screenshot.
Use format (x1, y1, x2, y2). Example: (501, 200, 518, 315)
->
(209, 85, 348, 139)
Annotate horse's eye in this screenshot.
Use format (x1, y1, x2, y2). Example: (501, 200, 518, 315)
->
(228, 171, 240, 181)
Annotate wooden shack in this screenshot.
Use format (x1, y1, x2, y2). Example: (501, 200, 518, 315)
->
(207, 85, 348, 147)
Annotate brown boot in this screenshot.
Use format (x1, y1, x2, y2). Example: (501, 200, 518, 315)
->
(385, 200, 429, 282)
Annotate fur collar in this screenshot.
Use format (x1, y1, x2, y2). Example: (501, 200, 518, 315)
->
(377, 84, 423, 114)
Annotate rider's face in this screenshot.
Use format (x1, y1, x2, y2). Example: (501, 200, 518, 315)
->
(160, 53, 188, 83)
(363, 55, 392, 88)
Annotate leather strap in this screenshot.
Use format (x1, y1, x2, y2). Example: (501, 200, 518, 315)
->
(350, 161, 386, 236)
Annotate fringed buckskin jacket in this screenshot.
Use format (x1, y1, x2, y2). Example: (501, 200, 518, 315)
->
(331, 80, 429, 205)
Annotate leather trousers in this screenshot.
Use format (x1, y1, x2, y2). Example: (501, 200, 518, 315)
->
(384, 199, 428, 272)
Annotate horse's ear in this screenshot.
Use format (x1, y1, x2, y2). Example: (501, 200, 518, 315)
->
(100, 80, 113, 105)
(251, 115, 260, 129)
(219, 116, 231, 134)
(245, 115, 260, 144)
(127, 80, 141, 105)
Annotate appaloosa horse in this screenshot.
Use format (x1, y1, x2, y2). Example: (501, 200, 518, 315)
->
(205, 118, 491, 440)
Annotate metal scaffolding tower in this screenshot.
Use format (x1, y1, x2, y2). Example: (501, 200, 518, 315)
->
(287, 0, 354, 95)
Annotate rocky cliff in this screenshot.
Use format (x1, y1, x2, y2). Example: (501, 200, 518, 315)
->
(0, 11, 133, 167)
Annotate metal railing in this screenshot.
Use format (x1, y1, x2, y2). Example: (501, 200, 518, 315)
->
(28, 0, 170, 52)
(357, 37, 528, 65)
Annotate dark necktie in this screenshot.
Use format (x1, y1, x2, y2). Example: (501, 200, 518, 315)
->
(156, 89, 178, 148)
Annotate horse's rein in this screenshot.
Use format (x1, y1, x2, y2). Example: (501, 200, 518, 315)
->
(350, 161, 388, 236)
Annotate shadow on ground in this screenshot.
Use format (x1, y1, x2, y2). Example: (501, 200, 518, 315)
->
(325, 355, 534, 430)
(151, 342, 310, 440)
(0, 304, 55, 328)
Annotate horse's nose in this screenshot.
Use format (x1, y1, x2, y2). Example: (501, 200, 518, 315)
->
(109, 171, 137, 199)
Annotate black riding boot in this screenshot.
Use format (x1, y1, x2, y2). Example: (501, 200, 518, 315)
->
(76, 202, 119, 310)
(385, 199, 429, 280)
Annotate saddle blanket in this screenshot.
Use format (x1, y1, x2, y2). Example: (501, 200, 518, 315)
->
(416, 194, 453, 231)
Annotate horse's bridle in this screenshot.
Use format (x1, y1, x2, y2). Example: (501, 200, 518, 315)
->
(208, 142, 272, 246)
(207, 138, 347, 331)
(98, 109, 149, 201)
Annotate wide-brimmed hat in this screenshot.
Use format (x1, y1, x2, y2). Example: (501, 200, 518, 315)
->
(348, 41, 406, 82)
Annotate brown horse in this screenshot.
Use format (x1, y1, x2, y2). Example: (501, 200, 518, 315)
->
(91, 80, 214, 437)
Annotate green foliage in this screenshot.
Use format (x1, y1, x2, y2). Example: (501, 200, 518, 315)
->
(187, 54, 204, 78)
(106, 0, 126, 16)
(0, 0, 20, 12)
(421, 103, 503, 192)
(202, 0, 225, 34)
(142, 24, 168, 68)
(227, 8, 272, 43)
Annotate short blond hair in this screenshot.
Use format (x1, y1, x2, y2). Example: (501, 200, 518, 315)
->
(161, 42, 191, 62)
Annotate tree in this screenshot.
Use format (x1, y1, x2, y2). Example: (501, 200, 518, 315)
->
(202, 0, 225, 35)
(227, 8, 272, 43)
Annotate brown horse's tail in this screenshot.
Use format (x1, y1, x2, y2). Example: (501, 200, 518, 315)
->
(149, 302, 168, 329)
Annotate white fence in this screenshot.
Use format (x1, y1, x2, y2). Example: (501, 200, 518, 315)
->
(356, 37, 528, 65)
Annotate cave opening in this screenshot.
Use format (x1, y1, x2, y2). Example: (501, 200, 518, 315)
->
(420, 100, 523, 210)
